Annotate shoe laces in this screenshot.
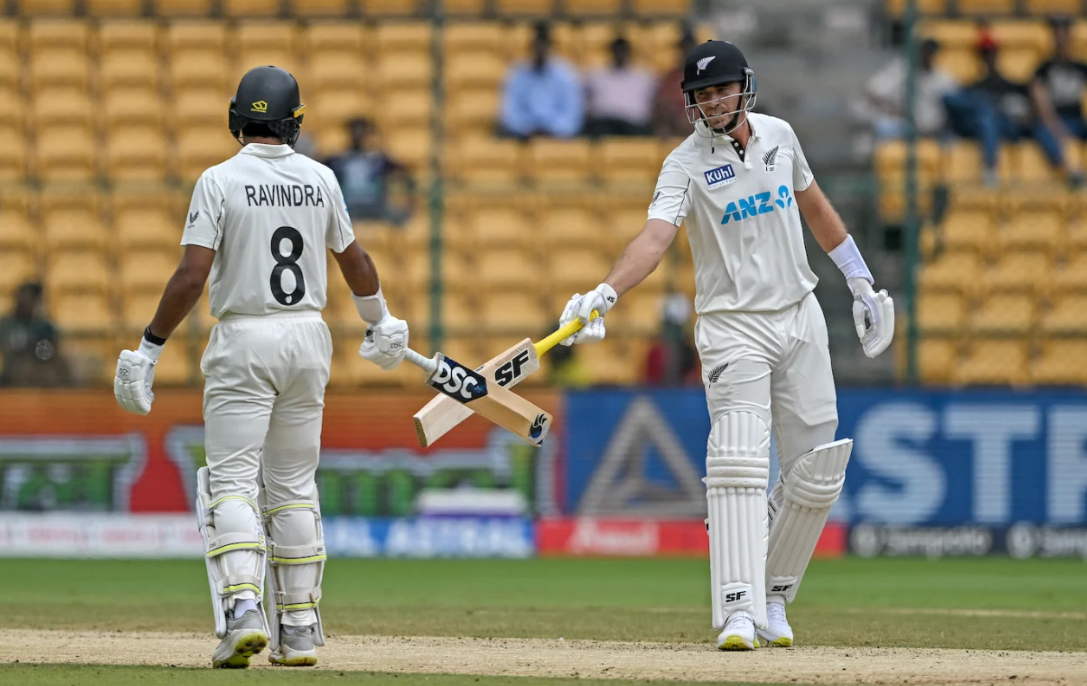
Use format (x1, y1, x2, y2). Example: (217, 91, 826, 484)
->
(724, 611, 753, 630)
(767, 602, 787, 624)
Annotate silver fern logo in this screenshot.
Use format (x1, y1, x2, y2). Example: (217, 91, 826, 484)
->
(696, 56, 715, 74)
(707, 363, 729, 384)
(762, 146, 779, 172)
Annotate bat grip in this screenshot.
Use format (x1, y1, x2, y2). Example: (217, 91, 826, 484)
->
(403, 348, 437, 376)
(534, 309, 601, 357)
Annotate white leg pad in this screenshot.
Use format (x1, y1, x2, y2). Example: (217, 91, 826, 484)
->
(766, 438, 852, 603)
(704, 412, 770, 631)
(262, 494, 327, 650)
(196, 467, 269, 639)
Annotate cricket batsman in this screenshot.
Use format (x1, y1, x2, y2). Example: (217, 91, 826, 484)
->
(558, 41, 894, 650)
(112, 66, 410, 667)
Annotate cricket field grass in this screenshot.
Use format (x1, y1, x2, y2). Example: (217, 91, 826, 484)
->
(0, 557, 1082, 685)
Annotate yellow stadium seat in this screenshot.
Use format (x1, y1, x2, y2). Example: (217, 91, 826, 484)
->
(0, 50, 17, 92)
(981, 251, 1050, 294)
(104, 87, 163, 127)
(166, 21, 227, 52)
(918, 338, 958, 383)
(176, 127, 239, 181)
(236, 21, 298, 53)
(309, 51, 368, 93)
(290, 0, 352, 17)
(480, 291, 548, 333)
(476, 248, 539, 290)
(306, 90, 370, 135)
(27, 19, 88, 50)
(375, 89, 433, 130)
(443, 0, 487, 14)
(446, 52, 507, 90)
(567, 0, 622, 17)
(527, 139, 591, 184)
(606, 204, 649, 250)
(0, 250, 39, 298)
(577, 339, 645, 385)
(154, 341, 195, 386)
(1067, 212, 1087, 252)
(935, 49, 981, 85)
(469, 206, 533, 247)
(223, 0, 280, 16)
(941, 209, 995, 255)
(374, 22, 431, 52)
(917, 251, 982, 294)
(1041, 295, 1087, 333)
(87, 0, 144, 15)
(43, 208, 109, 252)
(997, 209, 1063, 254)
(156, 0, 214, 16)
(29, 49, 89, 90)
(538, 206, 604, 248)
(35, 126, 98, 182)
(304, 24, 368, 54)
(33, 87, 94, 127)
(0, 209, 35, 254)
(970, 293, 1035, 334)
(47, 250, 111, 296)
(115, 205, 179, 252)
(18, 0, 77, 16)
(0, 123, 27, 180)
(1030, 339, 1087, 385)
(384, 128, 432, 171)
(120, 249, 179, 294)
(100, 49, 159, 90)
(598, 138, 662, 184)
(990, 20, 1051, 52)
(375, 52, 433, 90)
(444, 22, 502, 53)
(449, 137, 523, 184)
(888, 0, 947, 16)
(956, 0, 1016, 13)
(1025, 0, 1081, 14)
(360, 0, 420, 16)
(1054, 253, 1087, 292)
(615, 291, 665, 332)
(953, 339, 1029, 386)
(494, 0, 554, 15)
(52, 293, 114, 333)
(173, 88, 229, 128)
(548, 247, 611, 291)
(631, 0, 690, 15)
(998, 48, 1042, 84)
(944, 141, 985, 184)
(121, 291, 161, 330)
(1012, 142, 1057, 183)
(448, 89, 502, 141)
(98, 21, 158, 51)
(170, 51, 231, 91)
(917, 292, 966, 333)
(403, 249, 469, 293)
(0, 20, 16, 50)
(105, 126, 168, 181)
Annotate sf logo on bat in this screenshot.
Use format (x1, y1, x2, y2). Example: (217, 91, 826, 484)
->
(430, 356, 488, 402)
(495, 349, 532, 386)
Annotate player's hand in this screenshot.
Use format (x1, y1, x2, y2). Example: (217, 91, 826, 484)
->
(558, 284, 617, 346)
(848, 278, 894, 358)
(360, 313, 409, 370)
(114, 340, 162, 415)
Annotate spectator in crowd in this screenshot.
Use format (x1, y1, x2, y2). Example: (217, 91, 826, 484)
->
(865, 38, 958, 139)
(1031, 17, 1087, 181)
(644, 293, 699, 387)
(653, 26, 698, 137)
(325, 118, 414, 225)
(499, 22, 584, 139)
(0, 282, 71, 388)
(584, 37, 657, 137)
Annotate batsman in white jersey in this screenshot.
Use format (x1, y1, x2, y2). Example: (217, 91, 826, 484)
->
(112, 67, 410, 668)
(559, 41, 894, 650)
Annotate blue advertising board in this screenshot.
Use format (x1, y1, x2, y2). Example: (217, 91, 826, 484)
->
(562, 389, 1087, 526)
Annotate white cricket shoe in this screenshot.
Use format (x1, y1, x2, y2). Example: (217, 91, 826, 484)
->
(757, 601, 794, 647)
(716, 610, 760, 651)
(269, 624, 319, 666)
(211, 609, 268, 668)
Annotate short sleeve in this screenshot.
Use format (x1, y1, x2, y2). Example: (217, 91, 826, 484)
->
(181, 172, 225, 250)
(324, 172, 355, 253)
(646, 156, 693, 227)
(789, 126, 814, 192)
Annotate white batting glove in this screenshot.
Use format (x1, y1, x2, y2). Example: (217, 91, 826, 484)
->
(558, 283, 617, 346)
(360, 312, 409, 370)
(848, 278, 894, 358)
(114, 338, 163, 415)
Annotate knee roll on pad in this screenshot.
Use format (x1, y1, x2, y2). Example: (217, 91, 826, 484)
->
(766, 438, 852, 604)
(262, 494, 327, 650)
(196, 467, 269, 639)
(704, 412, 770, 630)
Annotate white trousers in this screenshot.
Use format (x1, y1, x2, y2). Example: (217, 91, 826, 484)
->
(696, 291, 838, 488)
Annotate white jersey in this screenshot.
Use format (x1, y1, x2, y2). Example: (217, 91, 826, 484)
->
(647, 113, 818, 313)
(182, 143, 355, 319)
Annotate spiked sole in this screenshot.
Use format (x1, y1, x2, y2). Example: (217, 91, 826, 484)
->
(212, 631, 268, 669)
(270, 654, 318, 667)
(761, 636, 793, 648)
(717, 635, 760, 651)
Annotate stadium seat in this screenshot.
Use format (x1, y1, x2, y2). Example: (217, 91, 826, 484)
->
(1067, 213, 1087, 252)
(449, 137, 523, 184)
(35, 126, 98, 182)
(547, 247, 611, 291)
(953, 339, 1029, 386)
(980, 251, 1050, 294)
(0, 120, 27, 180)
(223, 0, 281, 17)
(941, 209, 994, 255)
(105, 87, 163, 128)
(32, 87, 93, 128)
(477, 248, 539, 290)
(100, 49, 159, 90)
(567, 0, 623, 18)
(170, 51, 231, 92)
(29, 49, 90, 90)
(944, 141, 986, 184)
(374, 22, 431, 53)
(1011, 143, 1058, 183)
(918, 338, 957, 383)
(629, 0, 691, 16)
(360, 0, 421, 16)
(403, 248, 470, 293)
(98, 20, 158, 51)
(917, 251, 982, 294)
(17, 0, 77, 16)
(969, 293, 1035, 334)
(991, 20, 1051, 51)
(375, 89, 433, 130)
(114, 203, 179, 251)
(375, 52, 433, 90)
(0, 250, 39, 298)
(887, 0, 948, 16)
(996, 209, 1063, 254)
(309, 51, 369, 93)
(166, 20, 227, 52)
(442, 0, 487, 15)
(52, 292, 114, 334)
(1030, 339, 1087, 385)
(173, 88, 230, 128)
(616, 291, 665, 332)
(120, 250, 179, 294)
(598, 138, 663, 185)
(384, 128, 432, 171)
(156, 0, 214, 16)
(43, 207, 109, 252)
(494, 0, 555, 16)
(236, 21, 298, 55)
(445, 52, 507, 90)
(447, 89, 502, 142)
(86, 0, 144, 15)
(956, 0, 1016, 14)
(444, 22, 502, 53)
(917, 292, 966, 333)
(527, 139, 592, 184)
(998, 48, 1042, 83)
(480, 291, 548, 333)
(1054, 253, 1087, 292)
(1040, 294, 1087, 333)
(290, 0, 353, 17)
(304, 24, 368, 53)
(176, 127, 240, 181)
(46, 250, 111, 296)
(577, 339, 644, 385)
(538, 206, 605, 248)
(1024, 0, 1081, 14)
(0, 204, 35, 254)
(935, 49, 981, 86)
(105, 126, 168, 181)
(469, 206, 534, 247)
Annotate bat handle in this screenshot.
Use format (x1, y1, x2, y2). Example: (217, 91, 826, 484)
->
(403, 348, 438, 376)
(534, 309, 601, 357)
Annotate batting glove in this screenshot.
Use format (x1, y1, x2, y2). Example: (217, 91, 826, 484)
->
(360, 312, 409, 370)
(558, 283, 617, 346)
(848, 278, 894, 359)
(114, 338, 163, 415)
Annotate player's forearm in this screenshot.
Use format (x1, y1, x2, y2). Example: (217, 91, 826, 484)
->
(796, 182, 849, 253)
(604, 220, 677, 296)
(334, 241, 381, 297)
(148, 270, 205, 340)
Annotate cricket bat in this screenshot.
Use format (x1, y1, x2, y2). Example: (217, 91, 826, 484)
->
(411, 311, 598, 448)
(401, 347, 552, 447)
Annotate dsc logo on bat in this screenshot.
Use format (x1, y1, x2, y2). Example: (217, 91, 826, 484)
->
(430, 356, 488, 402)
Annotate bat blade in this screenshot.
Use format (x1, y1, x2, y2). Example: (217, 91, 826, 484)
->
(413, 338, 540, 447)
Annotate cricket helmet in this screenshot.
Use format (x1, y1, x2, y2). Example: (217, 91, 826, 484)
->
(681, 40, 757, 136)
(229, 66, 306, 146)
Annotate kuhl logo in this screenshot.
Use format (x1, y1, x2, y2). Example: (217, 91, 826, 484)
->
(720, 185, 793, 224)
(704, 164, 736, 190)
(495, 349, 531, 387)
(430, 356, 488, 402)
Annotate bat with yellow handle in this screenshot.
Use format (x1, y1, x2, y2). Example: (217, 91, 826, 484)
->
(411, 311, 599, 448)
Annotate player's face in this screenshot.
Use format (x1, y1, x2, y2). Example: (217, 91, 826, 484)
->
(693, 82, 744, 130)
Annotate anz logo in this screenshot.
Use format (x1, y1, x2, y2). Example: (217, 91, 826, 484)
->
(721, 185, 794, 225)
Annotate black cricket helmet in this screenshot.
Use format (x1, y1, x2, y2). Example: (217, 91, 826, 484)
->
(681, 40, 756, 135)
(229, 66, 306, 146)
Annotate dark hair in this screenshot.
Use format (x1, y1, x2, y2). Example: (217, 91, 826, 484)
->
(611, 36, 631, 52)
(18, 282, 42, 299)
(242, 122, 278, 139)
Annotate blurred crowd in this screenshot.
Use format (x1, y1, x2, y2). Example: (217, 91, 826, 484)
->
(863, 16, 1087, 189)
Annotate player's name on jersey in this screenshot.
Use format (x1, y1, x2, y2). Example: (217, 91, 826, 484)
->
(244, 184, 327, 208)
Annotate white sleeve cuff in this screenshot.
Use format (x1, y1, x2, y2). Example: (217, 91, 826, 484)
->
(352, 287, 388, 325)
(827, 235, 874, 284)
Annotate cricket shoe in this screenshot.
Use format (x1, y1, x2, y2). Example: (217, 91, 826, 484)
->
(716, 610, 760, 651)
(269, 624, 319, 666)
(211, 609, 269, 668)
(757, 601, 793, 647)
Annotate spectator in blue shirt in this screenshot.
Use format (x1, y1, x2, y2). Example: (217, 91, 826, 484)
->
(499, 22, 584, 139)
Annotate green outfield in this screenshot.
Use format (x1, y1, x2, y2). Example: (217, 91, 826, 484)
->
(0, 557, 1083, 685)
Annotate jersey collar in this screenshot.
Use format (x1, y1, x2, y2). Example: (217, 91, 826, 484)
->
(240, 143, 295, 158)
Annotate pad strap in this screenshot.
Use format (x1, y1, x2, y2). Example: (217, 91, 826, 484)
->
(275, 589, 322, 611)
(270, 543, 327, 565)
(219, 573, 264, 598)
(206, 531, 266, 558)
